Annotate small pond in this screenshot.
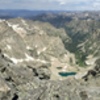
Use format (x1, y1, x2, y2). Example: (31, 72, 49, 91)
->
(59, 72, 76, 77)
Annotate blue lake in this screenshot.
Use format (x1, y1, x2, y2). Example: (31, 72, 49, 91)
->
(59, 72, 76, 77)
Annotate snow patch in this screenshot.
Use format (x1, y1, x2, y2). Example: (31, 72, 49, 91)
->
(42, 47, 47, 52)
(39, 31, 44, 35)
(10, 58, 19, 64)
(21, 19, 34, 31)
(25, 53, 34, 61)
(7, 45, 12, 50)
(37, 51, 41, 55)
(0, 19, 5, 23)
(14, 27, 27, 34)
(3, 53, 24, 64)
(36, 59, 47, 64)
(85, 58, 97, 66)
(3, 53, 10, 58)
(75, 72, 87, 79)
(35, 45, 38, 48)
(62, 66, 68, 72)
(6, 21, 12, 27)
(37, 47, 47, 55)
(6, 21, 27, 35)
(10, 58, 24, 64)
(12, 24, 19, 29)
(3, 53, 48, 64)
(39, 60, 47, 64)
(21, 19, 28, 26)
(26, 46, 32, 50)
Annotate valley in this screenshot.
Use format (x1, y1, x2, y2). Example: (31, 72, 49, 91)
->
(0, 11, 100, 100)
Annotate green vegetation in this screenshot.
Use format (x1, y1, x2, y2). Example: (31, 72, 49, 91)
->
(75, 52, 87, 67)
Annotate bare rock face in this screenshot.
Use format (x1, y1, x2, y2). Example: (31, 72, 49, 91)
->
(0, 18, 72, 65)
(0, 77, 11, 99)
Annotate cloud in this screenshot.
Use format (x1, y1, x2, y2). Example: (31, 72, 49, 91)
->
(92, 0, 100, 8)
(0, 0, 100, 10)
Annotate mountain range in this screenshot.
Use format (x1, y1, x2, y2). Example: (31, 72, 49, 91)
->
(0, 11, 100, 100)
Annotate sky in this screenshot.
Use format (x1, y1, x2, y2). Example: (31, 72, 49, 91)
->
(0, 0, 100, 11)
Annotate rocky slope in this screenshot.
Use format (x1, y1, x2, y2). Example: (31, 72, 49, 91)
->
(0, 17, 100, 100)
(0, 49, 100, 100)
(34, 12, 100, 67)
(64, 19, 100, 67)
(0, 18, 79, 77)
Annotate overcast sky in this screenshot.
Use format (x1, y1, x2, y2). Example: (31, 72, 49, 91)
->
(0, 0, 100, 10)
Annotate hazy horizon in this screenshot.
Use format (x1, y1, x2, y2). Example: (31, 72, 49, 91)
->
(0, 9, 100, 12)
(0, 0, 100, 11)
